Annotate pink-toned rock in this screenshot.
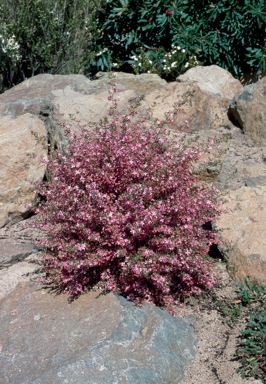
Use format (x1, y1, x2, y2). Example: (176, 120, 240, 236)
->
(0, 74, 93, 117)
(229, 77, 266, 146)
(52, 87, 140, 124)
(177, 65, 242, 100)
(94, 71, 167, 94)
(0, 114, 47, 227)
(215, 186, 266, 285)
(145, 65, 242, 133)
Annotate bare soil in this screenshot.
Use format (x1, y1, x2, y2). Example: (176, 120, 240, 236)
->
(179, 262, 263, 384)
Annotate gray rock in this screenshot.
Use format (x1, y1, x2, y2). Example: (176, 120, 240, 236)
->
(0, 282, 197, 384)
(213, 127, 266, 190)
(228, 77, 266, 145)
(0, 114, 47, 228)
(177, 64, 242, 100)
(0, 241, 38, 269)
(244, 175, 266, 187)
(215, 185, 266, 285)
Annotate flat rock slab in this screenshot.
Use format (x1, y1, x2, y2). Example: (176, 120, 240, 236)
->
(0, 282, 197, 384)
(0, 241, 37, 269)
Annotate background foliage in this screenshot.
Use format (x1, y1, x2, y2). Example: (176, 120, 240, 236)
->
(89, 0, 266, 80)
(0, 0, 265, 91)
(0, 0, 101, 92)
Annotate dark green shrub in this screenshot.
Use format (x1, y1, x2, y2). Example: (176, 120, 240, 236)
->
(214, 279, 266, 382)
(86, 0, 266, 80)
(235, 281, 266, 382)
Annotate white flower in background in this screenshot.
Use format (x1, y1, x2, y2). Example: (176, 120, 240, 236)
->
(0, 31, 21, 62)
(185, 62, 189, 68)
(96, 47, 108, 56)
(171, 61, 177, 68)
(189, 55, 199, 65)
(182, 49, 185, 53)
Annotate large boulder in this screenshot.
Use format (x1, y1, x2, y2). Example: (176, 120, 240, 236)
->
(0, 281, 197, 384)
(144, 81, 223, 132)
(228, 77, 266, 146)
(0, 114, 47, 228)
(144, 65, 243, 133)
(177, 65, 242, 99)
(215, 186, 266, 285)
(0, 72, 166, 121)
(174, 65, 242, 130)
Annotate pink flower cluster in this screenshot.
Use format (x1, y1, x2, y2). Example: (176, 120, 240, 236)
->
(34, 87, 223, 314)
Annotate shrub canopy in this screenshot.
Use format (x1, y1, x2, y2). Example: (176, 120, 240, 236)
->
(87, 0, 266, 80)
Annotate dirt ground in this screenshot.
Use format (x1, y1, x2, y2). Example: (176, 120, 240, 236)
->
(179, 262, 263, 384)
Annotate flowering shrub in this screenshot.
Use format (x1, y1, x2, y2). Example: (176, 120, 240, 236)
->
(128, 45, 200, 81)
(34, 88, 222, 313)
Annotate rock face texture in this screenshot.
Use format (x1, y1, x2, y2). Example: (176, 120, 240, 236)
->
(216, 186, 266, 285)
(176, 65, 242, 130)
(0, 282, 196, 384)
(177, 65, 242, 99)
(0, 114, 47, 228)
(229, 77, 266, 146)
(144, 81, 228, 132)
(0, 241, 38, 269)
